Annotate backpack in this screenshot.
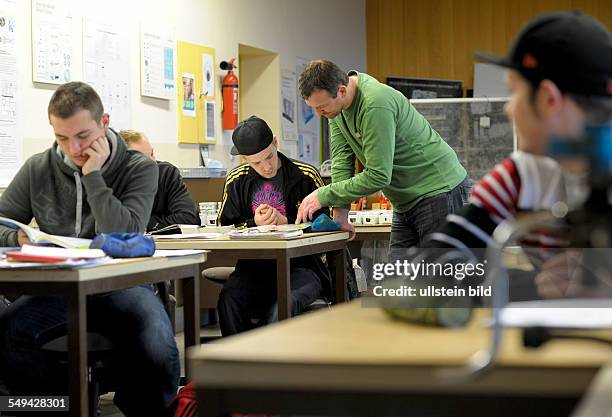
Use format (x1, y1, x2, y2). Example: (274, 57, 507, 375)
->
(328, 247, 360, 301)
(169, 383, 197, 417)
(169, 383, 267, 417)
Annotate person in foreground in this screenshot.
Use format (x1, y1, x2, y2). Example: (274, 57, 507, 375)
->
(0, 82, 179, 416)
(394, 11, 612, 313)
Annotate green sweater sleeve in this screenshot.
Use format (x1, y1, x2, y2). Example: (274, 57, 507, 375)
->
(318, 107, 395, 207)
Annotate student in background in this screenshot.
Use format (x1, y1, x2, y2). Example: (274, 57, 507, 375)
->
(0, 82, 179, 417)
(217, 116, 331, 335)
(122, 130, 200, 233)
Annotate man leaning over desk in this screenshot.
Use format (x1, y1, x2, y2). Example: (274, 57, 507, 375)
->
(0, 82, 179, 417)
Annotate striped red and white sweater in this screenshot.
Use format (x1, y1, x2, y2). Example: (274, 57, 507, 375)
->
(410, 151, 572, 269)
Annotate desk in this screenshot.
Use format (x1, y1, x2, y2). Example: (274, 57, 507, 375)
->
(155, 232, 349, 319)
(354, 225, 391, 241)
(190, 302, 612, 417)
(0, 254, 206, 417)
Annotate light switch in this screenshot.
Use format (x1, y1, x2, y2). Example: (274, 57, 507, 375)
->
(480, 116, 491, 128)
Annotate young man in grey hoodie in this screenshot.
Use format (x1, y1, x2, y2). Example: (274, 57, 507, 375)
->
(0, 82, 179, 417)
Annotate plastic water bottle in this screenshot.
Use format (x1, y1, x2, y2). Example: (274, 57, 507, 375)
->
(353, 258, 367, 293)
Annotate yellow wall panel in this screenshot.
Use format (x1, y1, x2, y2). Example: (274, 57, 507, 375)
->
(176, 41, 216, 145)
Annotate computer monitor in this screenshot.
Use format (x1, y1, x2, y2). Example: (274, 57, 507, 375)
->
(386, 76, 463, 99)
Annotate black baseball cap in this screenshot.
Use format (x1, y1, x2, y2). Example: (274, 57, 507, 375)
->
(230, 116, 273, 156)
(476, 11, 612, 97)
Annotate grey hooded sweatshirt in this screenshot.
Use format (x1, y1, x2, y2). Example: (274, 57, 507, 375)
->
(0, 129, 158, 246)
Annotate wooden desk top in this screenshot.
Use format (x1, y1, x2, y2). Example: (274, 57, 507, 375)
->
(354, 225, 391, 233)
(189, 301, 612, 395)
(0, 253, 207, 283)
(155, 231, 349, 250)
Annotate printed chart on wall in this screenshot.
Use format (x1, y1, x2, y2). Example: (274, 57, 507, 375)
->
(140, 23, 175, 100)
(296, 57, 320, 166)
(83, 19, 131, 130)
(31, 0, 73, 84)
(0, 0, 20, 187)
(281, 68, 298, 142)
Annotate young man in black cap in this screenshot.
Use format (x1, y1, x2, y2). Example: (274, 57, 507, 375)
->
(391, 11, 611, 310)
(216, 116, 331, 335)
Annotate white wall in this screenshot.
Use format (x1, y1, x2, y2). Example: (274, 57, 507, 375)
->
(17, 0, 366, 171)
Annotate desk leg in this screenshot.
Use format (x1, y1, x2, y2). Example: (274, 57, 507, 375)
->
(184, 264, 201, 379)
(276, 255, 291, 320)
(332, 249, 347, 303)
(66, 287, 88, 417)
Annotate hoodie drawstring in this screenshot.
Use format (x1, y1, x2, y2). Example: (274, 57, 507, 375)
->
(73, 172, 82, 237)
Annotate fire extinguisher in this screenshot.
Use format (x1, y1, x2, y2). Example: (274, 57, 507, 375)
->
(220, 59, 238, 130)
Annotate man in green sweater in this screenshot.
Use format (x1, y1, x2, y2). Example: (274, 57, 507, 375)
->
(296, 60, 470, 258)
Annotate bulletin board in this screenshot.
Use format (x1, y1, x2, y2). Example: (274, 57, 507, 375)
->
(176, 41, 216, 144)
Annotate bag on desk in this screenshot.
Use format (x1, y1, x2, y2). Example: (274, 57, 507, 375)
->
(90, 233, 155, 258)
(310, 213, 341, 232)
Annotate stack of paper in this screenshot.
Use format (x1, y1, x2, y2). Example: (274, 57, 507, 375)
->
(228, 229, 303, 240)
(1, 245, 109, 269)
(153, 233, 224, 240)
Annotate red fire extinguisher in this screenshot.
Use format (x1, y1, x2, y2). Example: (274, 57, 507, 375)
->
(220, 59, 238, 130)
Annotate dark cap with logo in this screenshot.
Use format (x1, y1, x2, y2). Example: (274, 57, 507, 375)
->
(230, 116, 273, 156)
(476, 11, 612, 96)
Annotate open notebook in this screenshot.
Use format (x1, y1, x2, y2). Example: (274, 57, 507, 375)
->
(0, 217, 91, 249)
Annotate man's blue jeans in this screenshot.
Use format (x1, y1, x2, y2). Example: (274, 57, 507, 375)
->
(0, 285, 179, 417)
(389, 177, 472, 261)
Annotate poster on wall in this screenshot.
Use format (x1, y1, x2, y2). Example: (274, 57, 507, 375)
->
(297, 131, 314, 163)
(83, 19, 131, 130)
(31, 0, 73, 85)
(202, 53, 214, 97)
(140, 23, 175, 99)
(0, 0, 20, 187)
(182, 72, 195, 117)
(296, 57, 320, 166)
(281, 68, 298, 142)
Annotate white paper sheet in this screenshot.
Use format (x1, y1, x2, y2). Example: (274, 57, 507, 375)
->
(140, 23, 175, 99)
(281, 68, 298, 142)
(32, 0, 73, 84)
(500, 300, 612, 329)
(83, 19, 132, 130)
(0, 0, 19, 187)
(202, 53, 214, 96)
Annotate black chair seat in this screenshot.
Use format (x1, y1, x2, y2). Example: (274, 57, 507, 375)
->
(41, 332, 114, 353)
